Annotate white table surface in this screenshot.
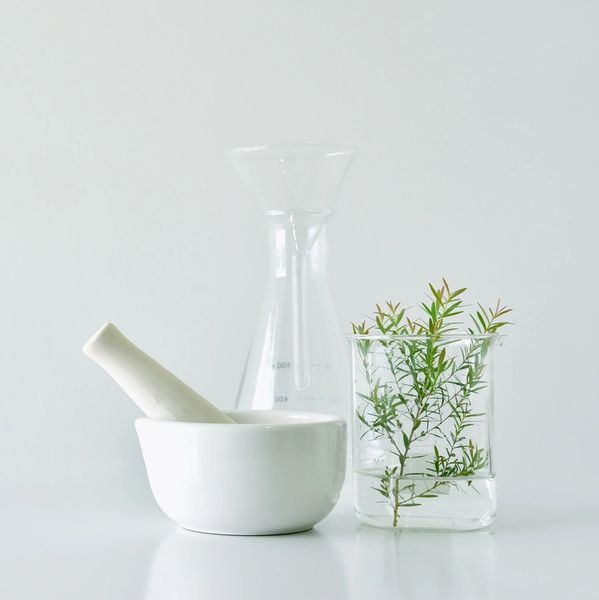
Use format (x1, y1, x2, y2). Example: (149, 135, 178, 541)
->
(1, 487, 597, 600)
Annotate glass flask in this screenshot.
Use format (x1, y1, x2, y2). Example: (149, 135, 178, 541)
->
(228, 143, 356, 420)
(349, 333, 500, 530)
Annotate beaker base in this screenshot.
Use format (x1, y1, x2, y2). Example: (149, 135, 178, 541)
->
(354, 471, 496, 531)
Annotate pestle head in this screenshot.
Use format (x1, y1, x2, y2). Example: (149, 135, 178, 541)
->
(83, 322, 121, 357)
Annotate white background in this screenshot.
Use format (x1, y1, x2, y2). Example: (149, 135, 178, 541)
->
(1, 1, 598, 597)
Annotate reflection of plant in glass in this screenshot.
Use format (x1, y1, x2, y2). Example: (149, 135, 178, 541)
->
(352, 280, 511, 527)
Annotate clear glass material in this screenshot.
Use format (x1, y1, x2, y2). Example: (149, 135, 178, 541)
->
(229, 144, 356, 420)
(349, 334, 499, 531)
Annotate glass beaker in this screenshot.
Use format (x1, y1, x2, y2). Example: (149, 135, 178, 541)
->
(228, 144, 356, 420)
(349, 333, 499, 530)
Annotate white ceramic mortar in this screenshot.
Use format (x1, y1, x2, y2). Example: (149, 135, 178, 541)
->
(136, 410, 346, 535)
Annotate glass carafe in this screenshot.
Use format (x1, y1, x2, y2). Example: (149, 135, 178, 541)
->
(228, 144, 356, 420)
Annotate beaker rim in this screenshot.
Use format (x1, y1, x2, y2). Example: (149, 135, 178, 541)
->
(261, 207, 332, 217)
(347, 333, 503, 341)
(227, 142, 358, 159)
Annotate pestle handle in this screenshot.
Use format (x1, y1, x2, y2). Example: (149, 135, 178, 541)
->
(83, 322, 235, 424)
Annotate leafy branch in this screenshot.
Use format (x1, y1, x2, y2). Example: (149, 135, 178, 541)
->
(352, 280, 512, 527)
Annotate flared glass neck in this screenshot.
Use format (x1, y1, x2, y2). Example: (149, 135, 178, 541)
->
(265, 209, 329, 278)
(227, 143, 355, 212)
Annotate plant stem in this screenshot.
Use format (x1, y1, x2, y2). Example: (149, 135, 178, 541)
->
(392, 478, 400, 527)
(389, 402, 425, 526)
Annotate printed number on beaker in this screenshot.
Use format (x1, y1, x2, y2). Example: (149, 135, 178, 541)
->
(272, 362, 291, 369)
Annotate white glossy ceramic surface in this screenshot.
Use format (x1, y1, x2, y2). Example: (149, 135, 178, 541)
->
(135, 410, 346, 535)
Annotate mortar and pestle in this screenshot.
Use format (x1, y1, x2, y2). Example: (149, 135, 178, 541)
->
(83, 323, 346, 535)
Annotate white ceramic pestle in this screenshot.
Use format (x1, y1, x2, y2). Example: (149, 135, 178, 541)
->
(83, 322, 235, 424)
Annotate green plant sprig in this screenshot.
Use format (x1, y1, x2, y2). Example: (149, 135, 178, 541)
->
(352, 279, 512, 527)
